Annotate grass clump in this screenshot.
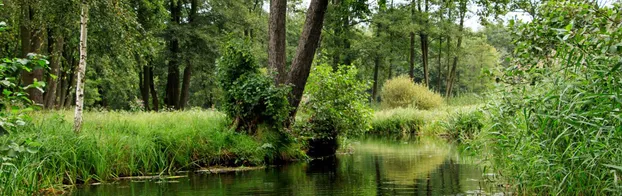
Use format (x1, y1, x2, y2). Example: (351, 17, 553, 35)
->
(442, 110, 484, 142)
(380, 76, 443, 110)
(0, 110, 304, 195)
(369, 108, 424, 137)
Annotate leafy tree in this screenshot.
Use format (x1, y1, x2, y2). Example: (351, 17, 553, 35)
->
(217, 40, 290, 133)
(297, 64, 372, 157)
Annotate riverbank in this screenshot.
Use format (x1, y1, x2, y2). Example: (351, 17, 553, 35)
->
(369, 104, 483, 138)
(1, 109, 305, 195)
(1, 100, 484, 195)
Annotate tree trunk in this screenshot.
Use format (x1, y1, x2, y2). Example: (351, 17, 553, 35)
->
(20, 1, 45, 105)
(269, 0, 287, 84)
(409, 32, 415, 80)
(419, 0, 429, 86)
(140, 65, 150, 111)
(180, 60, 192, 110)
(180, 0, 198, 110)
(437, 35, 443, 91)
(62, 55, 77, 108)
(371, 23, 381, 101)
(148, 66, 159, 112)
(446, 0, 466, 97)
(437, 1, 444, 91)
(44, 33, 63, 109)
(74, 0, 89, 133)
(286, 0, 329, 119)
(165, 0, 181, 109)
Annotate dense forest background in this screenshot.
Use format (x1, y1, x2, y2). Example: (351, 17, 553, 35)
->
(0, 0, 514, 111)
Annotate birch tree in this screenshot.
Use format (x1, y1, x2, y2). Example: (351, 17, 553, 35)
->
(74, 0, 88, 133)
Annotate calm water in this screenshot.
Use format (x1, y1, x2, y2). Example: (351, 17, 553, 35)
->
(74, 138, 500, 196)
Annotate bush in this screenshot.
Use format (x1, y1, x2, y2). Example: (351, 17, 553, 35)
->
(380, 76, 443, 110)
(380, 76, 417, 109)
(216, 40, 290, 133)
(369, 108, 424, 137)
(442, 110, 484, 142)
(411, 82, 443, 110)
(297, 64, 372, 157)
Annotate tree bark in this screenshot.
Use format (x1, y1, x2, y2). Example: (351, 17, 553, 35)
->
(62, 54, 77, 108)
(140, 65, 151, 111)
(269, 0, 287, 84)
(371, 23, 381, 101)
(437, 35, 443, 91)
(165, 0, 181, 109)
(148, 66, 159, 111)
(286, 0, 329, 118)
(446, 0, 466, 97)
(437, 0, 444, 91)
(74, 0, 88, 133)
(180, 60, 192, 110)
(409, 32, 415, 80)
(180, 0, 198, 110)
(20, 1, 45, 105)
(44, 33, 63, 109)
(420, 32, 429, 86)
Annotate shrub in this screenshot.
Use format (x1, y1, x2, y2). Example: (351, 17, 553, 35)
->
(442, 110, 484, 142)
(216, 40, 290, 133)
(380, 76, 443, 110)
(380, 76, 417, 109)
(411, 82, 443, 110)
(369, 108, 424, 137)
(297, 64, 372, 157)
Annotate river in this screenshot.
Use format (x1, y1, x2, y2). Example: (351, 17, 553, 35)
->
(74, 137, 502, 195)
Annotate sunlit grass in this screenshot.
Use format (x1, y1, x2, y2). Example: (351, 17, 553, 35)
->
(1, 109, 304, 195)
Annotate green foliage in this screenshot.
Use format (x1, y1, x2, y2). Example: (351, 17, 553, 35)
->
(369, 108, 424, 137)
(0, 54, 48, 133)
(442, 110, 484, 142)
(483, 2, 622, 194)
(217, 40, 290, 133)
(0, 110, 305, 194)
(411, 83, 444, 110)
(380, 76, 418, 109)
(298, 64, 372, 139)
(380, 76, 443, 110)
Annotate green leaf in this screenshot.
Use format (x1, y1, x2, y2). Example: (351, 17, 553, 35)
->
(603, 164, 622, 171)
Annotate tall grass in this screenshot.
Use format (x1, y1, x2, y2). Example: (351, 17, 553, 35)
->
(0, 109, 304, 195)
(369, 105, 481, 138)
(473, 2, 622, 195)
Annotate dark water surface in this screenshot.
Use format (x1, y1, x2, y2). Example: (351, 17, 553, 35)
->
(74, 138, 500, 196)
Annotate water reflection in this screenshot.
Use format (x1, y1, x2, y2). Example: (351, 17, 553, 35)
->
(74, 138, 497, 196)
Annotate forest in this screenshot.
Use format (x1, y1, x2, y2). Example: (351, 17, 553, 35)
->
(1, 0, 621, 195)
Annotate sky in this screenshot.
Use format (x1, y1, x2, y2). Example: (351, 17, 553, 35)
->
(262, 0, 533, 32)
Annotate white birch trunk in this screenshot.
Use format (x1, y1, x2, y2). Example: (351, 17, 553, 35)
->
(74, 0, 89, 133)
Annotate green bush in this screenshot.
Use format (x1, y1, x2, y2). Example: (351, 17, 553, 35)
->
(216, 40, 290, 133)
(411, 82, 443, 110)
(380, 76, 417, 109)
(442, 110, 484, 142)
(481, 2, 622, 195)
(297, 64, 372, 157)
(369, 108, 424, 137)
(380, 76, 443, 110)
